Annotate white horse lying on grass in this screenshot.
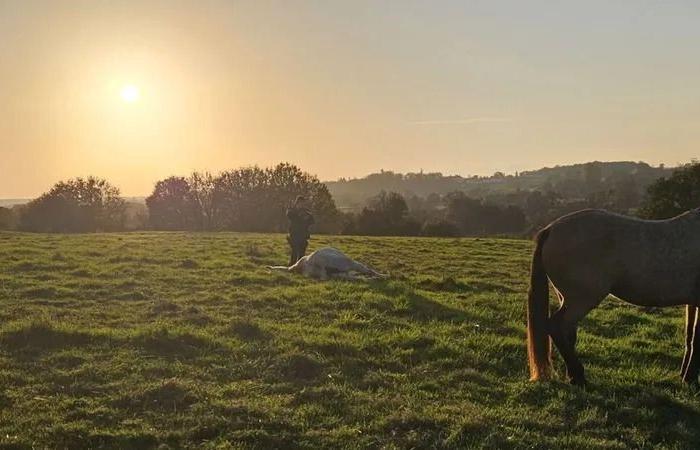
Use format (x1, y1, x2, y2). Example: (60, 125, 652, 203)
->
(268, 247, 386, 280)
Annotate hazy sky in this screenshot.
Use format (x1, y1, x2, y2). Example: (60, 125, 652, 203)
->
(1, 1, 699, 197)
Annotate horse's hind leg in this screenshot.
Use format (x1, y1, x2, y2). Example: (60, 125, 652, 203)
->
(682, 305, 700, 384)
(549, 292, 603, 386)
(681, 305, 697, 380)
(351, 261, 382, 278)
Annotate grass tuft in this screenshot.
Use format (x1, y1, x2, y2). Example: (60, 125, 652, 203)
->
(229, 319, 271, 341)
(179, 259, 199, 269)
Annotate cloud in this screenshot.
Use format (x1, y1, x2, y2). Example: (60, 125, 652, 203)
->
(410, 117, 512, 125)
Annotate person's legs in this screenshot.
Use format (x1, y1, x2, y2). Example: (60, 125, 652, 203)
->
(288, 235, 297, 266)
(289, 234, 307, 265)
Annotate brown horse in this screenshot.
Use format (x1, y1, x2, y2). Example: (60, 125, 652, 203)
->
(527, 208, 700, 385)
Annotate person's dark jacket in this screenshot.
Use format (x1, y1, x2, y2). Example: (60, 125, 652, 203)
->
(287, 207, 314, 240)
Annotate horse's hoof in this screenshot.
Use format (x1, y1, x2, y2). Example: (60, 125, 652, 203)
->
(682, 376, 699, 387)
(569, 377, 586, 387)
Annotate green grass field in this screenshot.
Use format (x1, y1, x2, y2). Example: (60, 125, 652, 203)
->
(0, 232, 699, 449)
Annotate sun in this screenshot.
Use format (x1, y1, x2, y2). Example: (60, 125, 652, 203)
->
(120, 84, 141, 103)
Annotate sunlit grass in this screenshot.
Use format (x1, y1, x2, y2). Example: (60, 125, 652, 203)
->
(0, 231, 698, 448)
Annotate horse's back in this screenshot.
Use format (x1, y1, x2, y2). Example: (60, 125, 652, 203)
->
(307, 247, 352, 269)
(541, 209, 700, 306)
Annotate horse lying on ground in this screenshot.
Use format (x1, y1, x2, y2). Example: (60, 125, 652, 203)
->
(268, 247, 386, 280)
(527, 208, 700, 386)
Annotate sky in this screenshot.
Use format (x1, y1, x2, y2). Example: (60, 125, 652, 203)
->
(1, 0, 699, 197)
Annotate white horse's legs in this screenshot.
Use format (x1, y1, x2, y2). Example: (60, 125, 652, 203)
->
(350, 261, 385, 278)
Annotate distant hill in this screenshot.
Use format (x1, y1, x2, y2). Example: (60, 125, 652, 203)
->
(325, 161, 675, 210)
(0, 162, 676, 212)
(0, 199, 30, 208)
(0, 197, 146, 208)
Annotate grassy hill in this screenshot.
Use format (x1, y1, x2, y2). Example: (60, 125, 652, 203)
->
(0, 232, 697, 448)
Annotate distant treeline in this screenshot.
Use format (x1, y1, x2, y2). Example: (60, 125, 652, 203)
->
(327, 161, 673, 210)
(3, 164, 338, 234)
(2, 161, 699, 236)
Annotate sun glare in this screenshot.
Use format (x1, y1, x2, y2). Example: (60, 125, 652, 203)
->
(120, 84, 140, 103)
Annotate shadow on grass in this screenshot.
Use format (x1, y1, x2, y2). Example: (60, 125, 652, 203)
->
(514, 380, 700, 447)
(229, 273, 299, 287)
(188, 405, 302, 448)
(130, 327, 227, 358)
(113, 378, 198, 412)
(228, 318, 272, 342)
(46, 428, 159, 450)
(584, 309, 657, 339)
(416, 276, 515, 294)
(377, 411, 452, 448)
(368, 280, 475, 323)
(0, 322, 105, 357)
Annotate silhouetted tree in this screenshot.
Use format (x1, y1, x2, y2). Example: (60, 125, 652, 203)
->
(0, 207, 18, 230)
(523, 190, 560, 228)
(188, 172, 219, 230)
(266, 163, 339, 233)
(214, 166, 268, 231)
(497, 204, 527, 233)
(149, 163, 339, 233)
(445, 192, 484, 234)
(445, 191, 526, 235)
(421, 220, 459, 237)
(639, 163, 700, 219)
(355, 191, 421, 236)
(338, 211, 358, 235)
(146, 177, 198, 230)
(584, 162, 603, 190)
(20, 177, 126, 232)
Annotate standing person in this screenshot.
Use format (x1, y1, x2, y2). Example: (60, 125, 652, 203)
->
(287, 195, 315, 266)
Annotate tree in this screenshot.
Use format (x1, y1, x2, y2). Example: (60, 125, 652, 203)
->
(0, 207, 18, 230)
(583, 162, 603, 191)
(214, 166, 270, 231)
(445, 191, 526, 235)
(524, 190, 559, 228)
(154, 163, 341, 233)
(20, 177, 126, 232)
(354, 191, 421, 236)
(445, 191, 484, 234)
(188, 172, 219, 230)
(146, 177, 199, 230)
(422, 220, 459, 237)
(265, 163, 339, 233)
(639, 163, 700, 219)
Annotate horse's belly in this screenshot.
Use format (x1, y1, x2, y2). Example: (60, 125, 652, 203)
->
(610, 279, 693, 307)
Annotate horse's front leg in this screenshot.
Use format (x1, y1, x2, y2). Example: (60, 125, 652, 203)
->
(681, 305, 697, 380)
(681, 305, 700, 384)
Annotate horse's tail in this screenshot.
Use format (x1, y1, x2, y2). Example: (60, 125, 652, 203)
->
(527, 227, 552, 381)
(267, 265, 291, 272)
